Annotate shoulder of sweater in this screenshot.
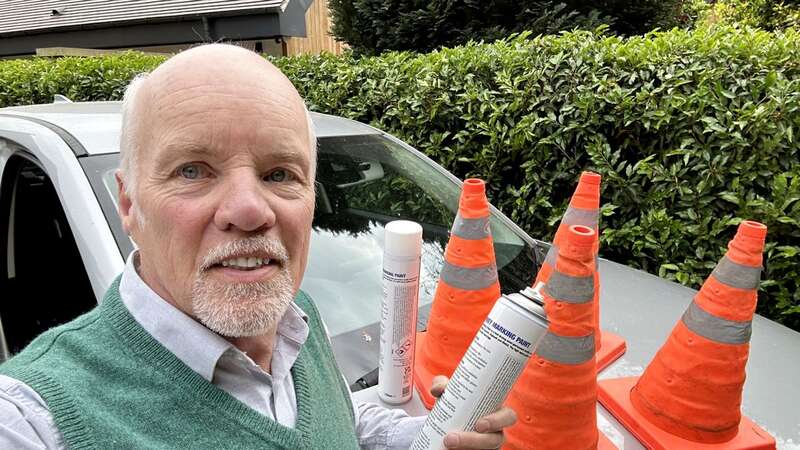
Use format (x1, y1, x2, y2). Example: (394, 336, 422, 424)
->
(1, 304, 104, 369)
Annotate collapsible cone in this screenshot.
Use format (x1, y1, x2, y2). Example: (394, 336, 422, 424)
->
(598, 220, 776, 450)
(413, 179, 501, 409)
(533, 172, 625, 371)
(505, 224, 616, 450)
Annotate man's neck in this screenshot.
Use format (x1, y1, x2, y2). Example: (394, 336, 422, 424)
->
(226, 332, 278, 373)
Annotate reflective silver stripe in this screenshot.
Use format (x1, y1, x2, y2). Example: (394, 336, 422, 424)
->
(562, 207, 599, 228)
(440, 261, 498, 290)
(535, 331, 595, 365)
(711, 256, 761, 290)
(544, 271, 594, 304)
(682, 301, 752, 345)
(544, 245, 558, 267)
(451, 214, 491, 240)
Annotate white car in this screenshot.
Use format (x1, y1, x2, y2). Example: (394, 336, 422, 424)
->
(0, 101, 797, 448)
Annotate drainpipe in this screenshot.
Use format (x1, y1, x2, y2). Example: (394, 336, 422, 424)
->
(202, 16, 215, 42)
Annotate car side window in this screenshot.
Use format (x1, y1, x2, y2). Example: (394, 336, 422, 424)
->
(0, 152, 96, 360)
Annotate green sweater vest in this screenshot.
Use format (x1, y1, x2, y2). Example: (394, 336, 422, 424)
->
(0, 278, 360, 450)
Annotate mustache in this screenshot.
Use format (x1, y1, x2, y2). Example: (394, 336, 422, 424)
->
(199, 236, 289, 272)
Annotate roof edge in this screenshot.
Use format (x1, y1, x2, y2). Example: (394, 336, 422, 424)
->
(0, 7, 285, 39)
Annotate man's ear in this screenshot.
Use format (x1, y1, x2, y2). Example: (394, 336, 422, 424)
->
(116, 170, 136, 235)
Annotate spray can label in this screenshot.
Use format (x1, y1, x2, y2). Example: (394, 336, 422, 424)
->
(379, 254, 421, 404)
(410, 291, 548, 449)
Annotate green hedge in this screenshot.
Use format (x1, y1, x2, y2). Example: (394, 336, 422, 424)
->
(279, 26, 800, 330)
(0, 52, 164, 106)
(690, 0, 800, 31)
(0, 26, 798, 331)
(328, 0, 684, 55)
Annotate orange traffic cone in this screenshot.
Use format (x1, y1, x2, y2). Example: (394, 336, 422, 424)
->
(504, 224, 616, 450)
(413, 178, 502, 409)
(597, 220, 776, 450)
(533, 171, 626, 371)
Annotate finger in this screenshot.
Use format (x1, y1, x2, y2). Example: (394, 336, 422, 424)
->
(443, 431, 504, 449)
(430, 375, 449, 398)
(474, 407, 517, 433)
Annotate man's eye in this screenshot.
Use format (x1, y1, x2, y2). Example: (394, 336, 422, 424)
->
(177, 164, 207, 180)
(265, 169, 294, 182)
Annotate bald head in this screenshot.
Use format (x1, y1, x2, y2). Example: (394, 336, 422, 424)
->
(119, 44, 316, 201)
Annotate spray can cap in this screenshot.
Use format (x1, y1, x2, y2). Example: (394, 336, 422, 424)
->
(385, 220, 423, 257)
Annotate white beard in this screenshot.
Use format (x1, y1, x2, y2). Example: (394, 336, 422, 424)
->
(191, 236, 295, 337)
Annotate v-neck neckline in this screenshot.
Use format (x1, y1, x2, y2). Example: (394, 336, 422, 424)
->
(101, 279, 314, 449)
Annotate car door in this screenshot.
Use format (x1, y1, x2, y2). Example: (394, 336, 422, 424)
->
(0, 121, 122, 361)
(0, 145, 96, 360)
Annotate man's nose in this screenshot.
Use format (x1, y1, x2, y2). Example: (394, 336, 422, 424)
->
(213, 174, 277, 232)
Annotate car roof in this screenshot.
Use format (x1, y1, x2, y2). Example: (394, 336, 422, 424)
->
(0, 101, 379, 156)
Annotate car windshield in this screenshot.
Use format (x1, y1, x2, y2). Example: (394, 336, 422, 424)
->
(90, 132, 540, 382)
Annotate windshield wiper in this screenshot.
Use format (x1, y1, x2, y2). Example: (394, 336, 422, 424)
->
(350, 367, 379, 392)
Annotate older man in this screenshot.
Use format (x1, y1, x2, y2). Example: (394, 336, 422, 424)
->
(0, 45, 515, 449)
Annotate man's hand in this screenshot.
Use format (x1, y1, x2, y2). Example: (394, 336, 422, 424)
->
(429, 375, 517, 449)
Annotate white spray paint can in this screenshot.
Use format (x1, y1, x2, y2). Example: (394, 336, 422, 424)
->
(410, 287, 549, 450)
(379, 220, 423, 405)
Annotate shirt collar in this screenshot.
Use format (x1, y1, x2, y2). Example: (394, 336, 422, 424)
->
(118, 251, 309, 382)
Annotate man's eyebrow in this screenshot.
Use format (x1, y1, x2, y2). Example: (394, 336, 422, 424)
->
(154, 143, 215, 167)
(260, 148, 310, 164)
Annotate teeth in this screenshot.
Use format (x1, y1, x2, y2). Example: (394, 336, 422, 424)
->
(219, 256, 270, 269)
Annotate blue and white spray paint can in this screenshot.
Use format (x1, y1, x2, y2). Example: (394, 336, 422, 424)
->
(410, 287, 549, 449)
